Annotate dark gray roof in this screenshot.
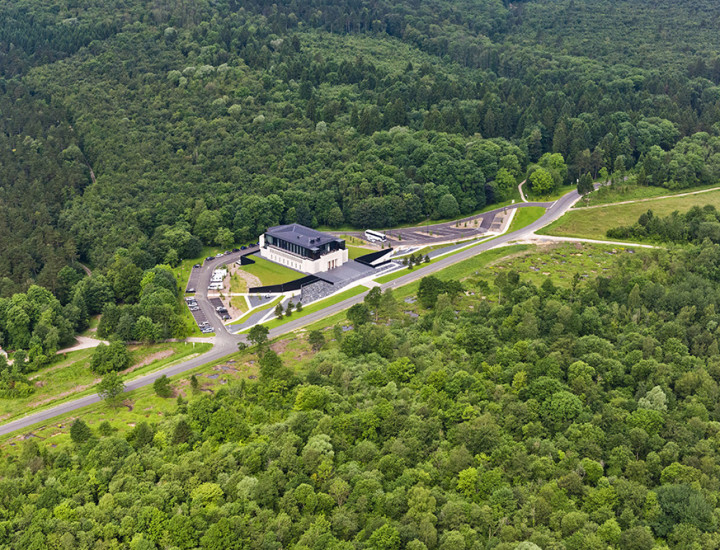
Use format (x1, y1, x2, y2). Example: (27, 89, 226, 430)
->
(265, 224, 342, 251)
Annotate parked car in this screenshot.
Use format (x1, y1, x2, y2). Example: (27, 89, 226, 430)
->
(240, 245, 247, 250)
(232, 248, 240, 253)
(186, 288, 195, 293)
(205, 256, 214, 262)
(193, 264, 201, 268)
(215, 253, 224, 258)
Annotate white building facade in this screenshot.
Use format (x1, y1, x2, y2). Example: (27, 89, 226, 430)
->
(259, 224, 349, 274)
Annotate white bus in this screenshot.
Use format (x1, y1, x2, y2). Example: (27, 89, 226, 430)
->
(364, 229, 387, 243)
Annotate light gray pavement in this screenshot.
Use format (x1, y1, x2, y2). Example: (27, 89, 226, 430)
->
(0, 188, 592, 437)
(55, 336, 108, 355)
(518, 179, 528, 202)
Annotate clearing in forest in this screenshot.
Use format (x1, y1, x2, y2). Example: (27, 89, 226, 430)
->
(540, 188, 720, 240)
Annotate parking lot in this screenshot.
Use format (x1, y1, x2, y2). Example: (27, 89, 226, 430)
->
(185, 264, 202, 293)
(182, 245, 261, 335)
(208, 297, 230, 322)
(185, 296, 213, 333)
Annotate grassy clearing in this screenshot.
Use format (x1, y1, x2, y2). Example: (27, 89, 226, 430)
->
(79, 316, 100, 337)
(0, 342, 211, 425)
(541, 188, 720, 239)
(525, 183, 574, 202)
(262, 286, 368, 330)
(508, 206, 546, 233)
(300, 245, 532, 333)
(242, 254, 301, 286)
(575, 182, 720, 208)
(341, 234, 368, 246)
(477, 242, 631, 290)
(1, 348, 259, 447)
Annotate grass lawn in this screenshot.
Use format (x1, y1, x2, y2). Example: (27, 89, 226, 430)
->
(541, 188, 720, 239)
(508, 206, 546, 233)
(230, 295, 249, 313)
(229, 295, 284, 326)
(1, 342, 211, 425)
(575, 182, 720, 208)
(242, 255, 302, 286)
(525, 183, 575, 202)
(261, 285, 368, 330)
(347, 245, 374, 259)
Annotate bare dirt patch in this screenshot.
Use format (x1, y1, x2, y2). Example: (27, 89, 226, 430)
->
(232, 263, 261, 289)
(270, 340, 289, 354)
(121, 349, 174, 375)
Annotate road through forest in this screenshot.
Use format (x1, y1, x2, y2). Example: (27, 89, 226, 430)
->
(0, 188, 587, 437)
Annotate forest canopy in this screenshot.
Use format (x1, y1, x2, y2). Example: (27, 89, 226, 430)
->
(3, 0, 720, 289)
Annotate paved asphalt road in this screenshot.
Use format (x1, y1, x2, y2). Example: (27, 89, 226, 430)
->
(0, 191, 582, 437)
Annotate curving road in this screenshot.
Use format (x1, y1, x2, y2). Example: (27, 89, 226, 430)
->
(0, 189, 584, 437)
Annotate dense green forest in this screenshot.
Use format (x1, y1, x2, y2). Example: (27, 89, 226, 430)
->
(6, 245, 720, 548)
(4, 0, 720, 289)
(0, 259, 189, 391)
(5, 1, 720, 547)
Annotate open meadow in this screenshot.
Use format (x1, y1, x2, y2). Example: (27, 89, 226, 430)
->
(541, 188, 720, 239)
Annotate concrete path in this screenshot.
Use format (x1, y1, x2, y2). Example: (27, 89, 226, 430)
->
(56, 336, 108, 355)
(516, 234, 658, 249)
(518, 179, 528, 202)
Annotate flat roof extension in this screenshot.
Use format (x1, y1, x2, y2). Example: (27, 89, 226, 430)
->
(265, 223, 342, 251)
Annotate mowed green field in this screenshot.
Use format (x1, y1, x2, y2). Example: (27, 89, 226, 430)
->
(541, 188, 720, 239)
(241, 254, 302, 285)
(508, 206, 546, 232)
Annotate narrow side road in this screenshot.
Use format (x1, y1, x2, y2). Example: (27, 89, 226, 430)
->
(518, 179, 528, 202)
